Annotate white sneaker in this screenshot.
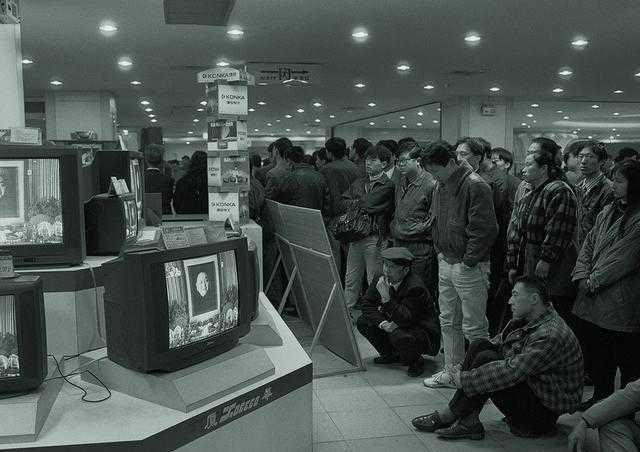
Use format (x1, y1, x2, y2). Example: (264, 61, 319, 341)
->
(423, 370, 456, 388)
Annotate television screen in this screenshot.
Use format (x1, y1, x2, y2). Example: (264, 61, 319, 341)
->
(123, 197, 138, 241)
(0, 295, 20, 378)
(165, 250, 239, 349)
(129, 159, 144, 224)
(0, 158, 64, 246)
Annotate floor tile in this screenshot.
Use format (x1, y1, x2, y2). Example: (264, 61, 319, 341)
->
(328, 408, 412, 440)
(314, 412, 344, 443)
(313, 440, 352, 452)
(314, 373, 370, 391)
(373, 382, 447, 408)
(313, 391, 325, 413)
(315, 386, 387, 412)
(347, 434, 429, 452)
(418, 434, 505, 452)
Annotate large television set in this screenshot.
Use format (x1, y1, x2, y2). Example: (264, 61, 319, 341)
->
(85, 193, 138, 255)
(0, 275, 47, 396)
(103, 238, 255, 372)
(96, 151, 144, 227)
(0, 145, 87, 266)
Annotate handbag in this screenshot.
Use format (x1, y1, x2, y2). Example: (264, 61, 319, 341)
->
(329, 206, 372, 243)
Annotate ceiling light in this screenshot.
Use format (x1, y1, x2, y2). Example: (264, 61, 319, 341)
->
(144, 107, 153, 112)
(266, 123, 272, 126)
(130, 80, 142, 86)
(591, 104, 600, 109)
(401, 124, 407, 128)
(200, 101, 207, 106)
(613, 89, 624, 94)
(197, 108, 204, 112)
(314, 118, 321, 123)
(635, 71, 640, 78)
(226, 27, 244, 37)
(296, 108, 305, 113)
(50, 79, 63, 86)
(98, 21, 118, 34)
(367, 102, 376, 107)
(588, 135, 593, 139)
(257, 101, 267, 106)
(306, 131, 312, 134)
(572, 130, 578, 134)
(248, 108, 256, 112)
(276, 119, 281, 122)
(416, 122, 423, 126)
(148, 114, 156, 118)
(254, 128, 259, 132)
(354, 82, 366, 88)
(552, 87, 565, 93)
(563, 116, 570, 120)
(464, 33, 482, 43)
(285, 128, 291, 132)
(369, 122, 375, 126)
(257, 82, 267, 86)
(571, 37, 589, 48)
(530, 103, 540, 107)
(329, 114, 335, 118)
(417, 111, 424, 116)
(556, 110, 564, 113)
(140, 100, 151, 106)
(521, 122, 527, 126)
(216, 60, 230, 67)
(396, 63, 411, 72)
(351, 28, 369, 42)
(432, 120, 439, 124)
(193, 119, 199, 123)
(613, 112, 620, 116)
(489, 86, 501, 92)
(188, 131, 194, 135)
(150, 119, 157, 123)
(558, 68, 573, 77)
(532, 120, 537, 123)
(526, 113, 534, 118)
(285, 114, 292, 118)
(117, 57, 134, 68)
(424, 84, 435, 90)
(313, 102, 322, 107)
(22, 58, 34, 65)
(186, 141, 191, 145)
(399, 115, 406, 119)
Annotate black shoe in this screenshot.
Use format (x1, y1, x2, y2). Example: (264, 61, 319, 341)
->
(407, 356, 425, 377)
(436, 421, 485, 440)
(373, 354, 402, 365)
(411, 411, 452, 432)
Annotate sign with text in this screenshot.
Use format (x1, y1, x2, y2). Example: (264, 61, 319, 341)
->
(248, 62, 322, 85)
(207, 119, 248, 150)
(208, 190, 249, 224)
(207, 154, 250, 192)
(161, 226, 191, 250)
(197, 68, 249, 83)
(217, 85, 248, 116)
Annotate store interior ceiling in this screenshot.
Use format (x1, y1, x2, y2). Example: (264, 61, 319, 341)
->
(19, 0, 640, 144)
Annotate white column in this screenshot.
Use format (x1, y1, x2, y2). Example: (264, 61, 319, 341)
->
(0, 24, 25, 128)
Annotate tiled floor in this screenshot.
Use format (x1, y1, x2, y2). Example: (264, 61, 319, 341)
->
(311, 329, 600, 452)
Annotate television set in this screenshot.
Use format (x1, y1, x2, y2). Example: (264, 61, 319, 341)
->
(95, 151, 145, 227)
(102, 238, 256, 372)
(0, 145, 87, 266)
(85, 193, 138, 255)
(0, 275, 47, 396)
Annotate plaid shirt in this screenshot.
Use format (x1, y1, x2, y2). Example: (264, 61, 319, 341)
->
(506, 179, 577, 269)
(460, 307, 584, 414)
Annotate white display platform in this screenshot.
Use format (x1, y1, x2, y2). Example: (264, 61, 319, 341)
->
(0, 294, 312, 451)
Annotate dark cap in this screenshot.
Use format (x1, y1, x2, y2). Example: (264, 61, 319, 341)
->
(380, 247, 414, 266)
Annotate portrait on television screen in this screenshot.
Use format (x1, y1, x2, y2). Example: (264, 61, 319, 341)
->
(184, 255, 220, 322)
(0, 161, 25, 226)
(0, 295, 20, 378)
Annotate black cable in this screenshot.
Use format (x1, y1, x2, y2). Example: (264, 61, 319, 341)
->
(47, 354, 111, 403)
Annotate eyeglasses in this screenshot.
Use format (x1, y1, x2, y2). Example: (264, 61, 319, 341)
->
(396, 158, 415, 167)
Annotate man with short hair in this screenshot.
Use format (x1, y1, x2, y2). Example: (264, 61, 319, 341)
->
(254, 141, 277, 187)
(615, 147, 638, 163)
(144, 144, 174, 214)
(377, 139, 401, 185)
(413, 276, 583, 440)
(265, 137, 293, 200)
(390, 143, 438, 298)
(420, 140, 498, 389)
(357, 247, 440, 377)
(277, 146, 330, 213)
(491, 147, 521, 203)
(350, 138, 372, 178)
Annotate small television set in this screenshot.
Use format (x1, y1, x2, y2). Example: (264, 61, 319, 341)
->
(85, 193, 138, 255)
(0, 275, 47, 396)
(96, 151, 145, 227)
(103, 238, 255, 372)
(0, 145, 87, 266)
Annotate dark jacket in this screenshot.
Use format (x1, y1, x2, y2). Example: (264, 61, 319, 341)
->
(390, 172, 436, 242)
(264, 163, 291, 201)
(173, 171, 207, 214)
(575, 174, 614, 246)
(361, 270, 440, 355)
(248, 175, 265, 222)
(144, 168, 174, 214)
(430, 164, 498, 267)
(340, 174, 395, 239)
(254, 161, 275, 187)
(320, 158, 361, 218)
(277, 163, 331, 214)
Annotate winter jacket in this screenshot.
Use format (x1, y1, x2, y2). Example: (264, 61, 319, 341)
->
(320, 158, 361, 218)
(340, 174, 395, 239)
(575, 173, 614, 246)
(173, 171, 207, 214)
(390, 172, 436, 242)
(277, 163, 331, 214)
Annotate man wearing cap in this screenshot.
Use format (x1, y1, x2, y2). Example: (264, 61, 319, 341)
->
(356, 247, 440, 377)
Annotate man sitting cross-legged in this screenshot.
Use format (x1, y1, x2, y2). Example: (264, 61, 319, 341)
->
(356, 247, 440, 377)
(412, 276, 583, 440)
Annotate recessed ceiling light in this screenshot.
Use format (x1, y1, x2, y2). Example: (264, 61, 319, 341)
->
(613, 112, 620, 116)
(130, 80, 142, 86)
(140, 100, 151, 106)
(437, 107, 441, 111)
(266, 122, 272, 126)
(563, 116, 570, 120)
(556, 110, 564, 113)
(635, 71, 640, 78)
(248, 108, 256, 112)
(150, 119, 157, 123)
(188, 131, 194, 134)
(351, 28, 369, 42)
(489, 86, 501, 92)
(399, 115, 406, 119)
(117, 57, 134, 68)
(432, 120, 439, 124)
(532, 120, 537, 123)
(369, 121, 375, 126)
(354, 82, 366, 88)
(396, 63, 411, 72)
(254, 128, 259, 132)
(197, 108, 204, 112)
(257, 101, 267, 106)
(416, 122, 423, 126)
(571, 37, 589, 48)
(417, 111, 424, 116)
(367, 102, 376, 107)
(464, 33, 482, 43)
(276, 119, 281, 122)
(199, 101, 207, 106)
(527, 125, 531, 129)
(558, 68, 573, 77)
(50, 79, 63, 86)
(530, 103, 540, 107)
(226, 27, 244, 37)
(552, 87, 565, 93)
(313, 102, 322, 107)
(423, 84, 435, 90)
(193, 119, 199, 123)
(285, 128, 291, 132)
(613, 89, 624, 94)
(526, 113, 534, 118)
(185, 141, 191, 145)
(329, 114, 335, 118)
(314, 118, 321, 123)
(216, 60, 230, 67)
(22, 58, 34, 65)
(144, 107, 153, 112)
(591, 104, 600, 109)
(296, 108, 305, 113)
(306, 130, 311, 134)
(572, 130, 578, 134)
(588, 135, 593, 139)
(98, 21, 118, 34)
(285, 114, 292, 118)
(257, 82, 267, 86)
(401, 124, 407, 128)
(521, 122, 527, 126)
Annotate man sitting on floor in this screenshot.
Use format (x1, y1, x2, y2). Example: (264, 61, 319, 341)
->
(412, 276, 583, 439)
(356, 247, 440, 377)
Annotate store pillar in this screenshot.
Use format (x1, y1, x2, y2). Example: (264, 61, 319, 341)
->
(0, 23, 25, 128)
(44, 90, 117, 141)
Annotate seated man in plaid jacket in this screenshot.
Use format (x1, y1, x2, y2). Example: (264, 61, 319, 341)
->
(412, 276, 583, 440)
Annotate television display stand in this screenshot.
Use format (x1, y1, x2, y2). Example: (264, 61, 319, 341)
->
(0, 378, 64, 444)
(81, 343, 275, 412)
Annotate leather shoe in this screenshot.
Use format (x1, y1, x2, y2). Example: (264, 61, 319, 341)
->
(407, 356, 425, 377)
(411, 411, 451, 432)
(373, 354, 402, 365)
(436, 421, 485, 440)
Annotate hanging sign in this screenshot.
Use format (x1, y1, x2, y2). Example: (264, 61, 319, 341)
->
(198, 68, 248, 83)
(217, 85, 248, 116)
(248, 63, 322, 85)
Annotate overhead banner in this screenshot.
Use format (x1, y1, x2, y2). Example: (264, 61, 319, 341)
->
(217, 85, 248, 116)
(248, 63, 322, 85)
(197, 68, 248, 83)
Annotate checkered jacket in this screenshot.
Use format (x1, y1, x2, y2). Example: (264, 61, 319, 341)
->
(506, 179, 577, 269)
(460, 308, 584, 414)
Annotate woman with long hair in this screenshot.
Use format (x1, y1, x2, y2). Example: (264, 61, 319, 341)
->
(173, 150, 208, 214)
(572, 160, 640, 410)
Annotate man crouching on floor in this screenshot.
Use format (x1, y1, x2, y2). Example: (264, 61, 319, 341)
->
(412, 276, 583, 439)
